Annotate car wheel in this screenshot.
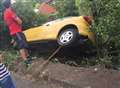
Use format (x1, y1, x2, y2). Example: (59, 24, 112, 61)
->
(57, 28, 78, 46)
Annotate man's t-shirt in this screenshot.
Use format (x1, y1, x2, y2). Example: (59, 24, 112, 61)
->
(4, 8, 22, 35)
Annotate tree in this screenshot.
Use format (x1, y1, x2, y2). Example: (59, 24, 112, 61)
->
(12, 0, 48, 29)
(52, 0, 79, 18)
(90, 0, 120, 66)
(0, 0, 11, 49)
(75, 0, 92, 16)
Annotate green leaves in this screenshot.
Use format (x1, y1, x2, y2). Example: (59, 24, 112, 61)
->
(91, 0, 120, 60)
(52, 0, 79, 18)
(76, 0, 92, 15)
(12, 0, 48, 29)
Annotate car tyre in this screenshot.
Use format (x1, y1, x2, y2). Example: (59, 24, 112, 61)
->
(57, 28, 78, 46)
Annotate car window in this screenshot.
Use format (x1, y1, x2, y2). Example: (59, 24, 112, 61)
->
(43, 17, 74, 26)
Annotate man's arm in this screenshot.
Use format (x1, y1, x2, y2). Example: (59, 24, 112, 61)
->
(14, 16, 22, 25)
(10, 10, 23, 25)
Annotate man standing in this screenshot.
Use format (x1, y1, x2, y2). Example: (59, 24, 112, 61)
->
(3, 0, 32, 66)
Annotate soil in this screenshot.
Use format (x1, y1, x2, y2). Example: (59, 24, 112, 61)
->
(9, 43, 120, 88)
(10, 59, 120, 88)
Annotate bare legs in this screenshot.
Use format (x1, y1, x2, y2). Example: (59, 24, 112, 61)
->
(19, 48, 29, 60)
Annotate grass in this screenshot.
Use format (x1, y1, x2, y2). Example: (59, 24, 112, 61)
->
(0, 49, 19, 66)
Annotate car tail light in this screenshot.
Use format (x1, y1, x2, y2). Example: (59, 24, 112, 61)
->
(83, 16, 92, 25)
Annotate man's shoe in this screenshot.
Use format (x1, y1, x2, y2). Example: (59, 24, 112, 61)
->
(23, 56, 34, 68)
(24, 59, 32, 68)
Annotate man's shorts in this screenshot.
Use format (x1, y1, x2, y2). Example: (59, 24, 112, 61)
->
(12, 32, 28, 49)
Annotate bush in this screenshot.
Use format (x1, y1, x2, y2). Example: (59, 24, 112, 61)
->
(12, 0, 48, 30)
(91, 0, 120, 67)
(52, 0, 79, 18)
(0, 49, 18, 66)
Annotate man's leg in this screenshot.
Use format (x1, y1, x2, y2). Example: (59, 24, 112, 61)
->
(20, 48, 29, 61)
(19, 48, 33, 66)
(17, 32, 32, 63)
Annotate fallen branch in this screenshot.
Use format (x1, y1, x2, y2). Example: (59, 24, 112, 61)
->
(32, 46, 62, 80)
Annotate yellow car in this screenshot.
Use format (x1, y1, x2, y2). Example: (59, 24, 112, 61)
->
(24, 16, 96, 46)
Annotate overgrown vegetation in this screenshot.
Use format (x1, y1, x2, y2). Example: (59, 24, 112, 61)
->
(91, 0, 120, 67)
(0, 0, 120, 68)
(12, 0, 48, 29)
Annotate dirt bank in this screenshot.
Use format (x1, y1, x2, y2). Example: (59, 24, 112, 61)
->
(10, 58, 120, 88)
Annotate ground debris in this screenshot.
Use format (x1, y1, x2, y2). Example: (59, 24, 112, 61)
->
(10, 58, 120, 88)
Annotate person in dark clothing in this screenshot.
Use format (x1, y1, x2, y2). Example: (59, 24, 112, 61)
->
(3, 0, 32, 66)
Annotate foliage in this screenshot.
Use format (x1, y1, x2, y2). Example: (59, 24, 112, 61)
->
(0, 0, 11, 49)
(92, 0, 120, 52)
(52, 0, 79, 18)
(76, 0, 92, 16)
(12, 0, 48, 29)
(0, 49, 18, 66)
(91, 0, 120, 67)
(0, 0, 120, 68)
